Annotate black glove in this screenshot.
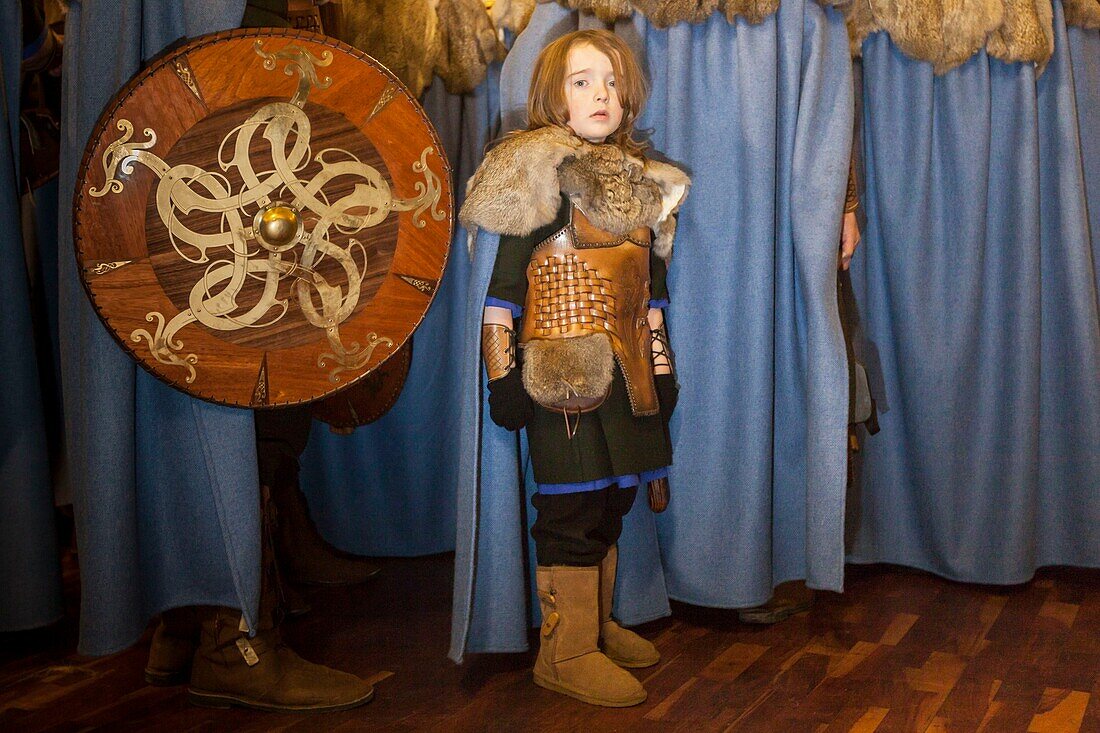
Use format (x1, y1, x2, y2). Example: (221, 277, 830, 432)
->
(655, 373, 678, 421)
(487, 368, 533, 431)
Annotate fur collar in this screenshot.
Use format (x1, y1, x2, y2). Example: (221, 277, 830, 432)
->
(460, 126, 690, 261)
(843, 0, 1059, 74)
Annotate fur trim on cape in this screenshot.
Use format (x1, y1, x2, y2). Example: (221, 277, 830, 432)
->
(1063, 0, 1100, 28)
(553, 0, 779, 24)
(460, 126, 690, 262)
(562, 0, 635, 22)
(986, 0, 1054, 68)
(843, 0, 1058, 74)
(435, 0, 506, 95)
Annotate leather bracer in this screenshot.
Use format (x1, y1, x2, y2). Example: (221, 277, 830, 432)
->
(482, 323, 517, 382)
(650, 322, 675, 377)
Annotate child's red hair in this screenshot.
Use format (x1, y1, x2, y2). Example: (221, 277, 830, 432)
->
(525, 29, 648, 158)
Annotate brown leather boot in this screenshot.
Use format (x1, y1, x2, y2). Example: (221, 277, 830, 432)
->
(187, 607, 374, 712)
(737, 581, 815, 624)
(598, 546, 659, 668)
(144, 607, 200, 685)
(268, 482, 381, 586)
(185, 485, 374, 711)
(533, 566, 646, 707)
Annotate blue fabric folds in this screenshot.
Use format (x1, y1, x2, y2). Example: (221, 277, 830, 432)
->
(0, 4, 63, 632)
(846, 8, 1100, 581)
(297, 70, 501, 556)
(451, 0, 853, 661)
(59, 0, 255, 655)
(60, 1, 500, 652)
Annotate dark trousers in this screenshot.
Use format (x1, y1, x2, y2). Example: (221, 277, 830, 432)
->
(531, 485, 638, 566)
(254, 406, 313, 490)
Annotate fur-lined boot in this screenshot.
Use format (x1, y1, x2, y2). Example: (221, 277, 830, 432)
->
(598, 546, 660, 668)
(534, 565, 647, 707)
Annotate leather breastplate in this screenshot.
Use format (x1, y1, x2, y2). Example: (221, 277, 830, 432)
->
(519, 206, 657, 416)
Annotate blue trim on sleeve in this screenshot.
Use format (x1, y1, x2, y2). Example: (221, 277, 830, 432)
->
(484, 297, 523, 319)
(536, 466, 670, 495)
(648, 298, 670, 309)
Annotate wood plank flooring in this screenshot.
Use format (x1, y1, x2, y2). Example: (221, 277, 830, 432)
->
(1, 554, 1098, 732)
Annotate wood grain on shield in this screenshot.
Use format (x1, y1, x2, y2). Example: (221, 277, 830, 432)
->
(73, 29, 452, 408)
(77, 64, 207, 265)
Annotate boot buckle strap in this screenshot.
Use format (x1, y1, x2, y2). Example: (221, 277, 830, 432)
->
(236, 638, 261, 667)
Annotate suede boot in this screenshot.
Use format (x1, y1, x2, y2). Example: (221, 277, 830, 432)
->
(598, 546, 660, 668)
(738, 581, 814, 624)
(186, 485, 374, 712)
(533, 565, 646, 707)
(268, 481, 381, 586)
(144, 607, 200, 685)
(187, 607, 374, 712)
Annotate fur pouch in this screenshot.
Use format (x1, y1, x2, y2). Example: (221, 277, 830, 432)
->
(522, 333, 615, 413)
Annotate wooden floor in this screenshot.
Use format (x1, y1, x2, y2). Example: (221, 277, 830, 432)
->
(2, 553, 1099, 732)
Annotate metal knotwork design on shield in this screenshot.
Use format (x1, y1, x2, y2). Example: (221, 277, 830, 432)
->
(89, 42, 443, 384)
(74, 30, 453, 407)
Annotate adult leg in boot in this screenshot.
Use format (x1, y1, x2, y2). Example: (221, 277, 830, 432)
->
(187, 607, 374, 712)
(144, 607, 200, 685)
(281, 578, 312, 618)
(188, 486, 373, 712)
(533, 566, 646, 707)
(267, 481, 381, 585)
(598, 546, 659, 668)
(737, 581, 814, 624)
(256, 407, 379, 585)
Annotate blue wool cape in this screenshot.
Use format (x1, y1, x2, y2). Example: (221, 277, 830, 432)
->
(451, 0, 854, 662)
(846, 6, 1100, 581)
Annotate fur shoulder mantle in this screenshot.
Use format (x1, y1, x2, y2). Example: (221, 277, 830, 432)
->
(459, 126, 690, 261)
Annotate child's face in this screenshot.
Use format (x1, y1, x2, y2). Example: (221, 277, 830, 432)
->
(563, 44, 623, 144)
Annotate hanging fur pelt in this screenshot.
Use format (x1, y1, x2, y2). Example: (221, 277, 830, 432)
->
(339, 0, 441, 98)
(435, 0, 506, 94)
(1062, 0, 1100, 28)
(490, 0, 539, 33)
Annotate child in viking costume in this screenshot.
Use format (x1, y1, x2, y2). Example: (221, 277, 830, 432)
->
(460, 29, 689, 707)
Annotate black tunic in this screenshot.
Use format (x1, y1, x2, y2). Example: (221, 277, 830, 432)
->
(487, 195, 673, 488)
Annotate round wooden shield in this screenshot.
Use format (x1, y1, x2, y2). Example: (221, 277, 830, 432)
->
(73, 29, 452, 407)
(312, 338, 413, 433)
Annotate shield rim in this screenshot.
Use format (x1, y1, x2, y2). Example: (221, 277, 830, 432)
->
(72, 27, 454, 409)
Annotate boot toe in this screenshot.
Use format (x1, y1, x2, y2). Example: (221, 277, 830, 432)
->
(602, 622, 660, 668)
(534, 651, 646, 707)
